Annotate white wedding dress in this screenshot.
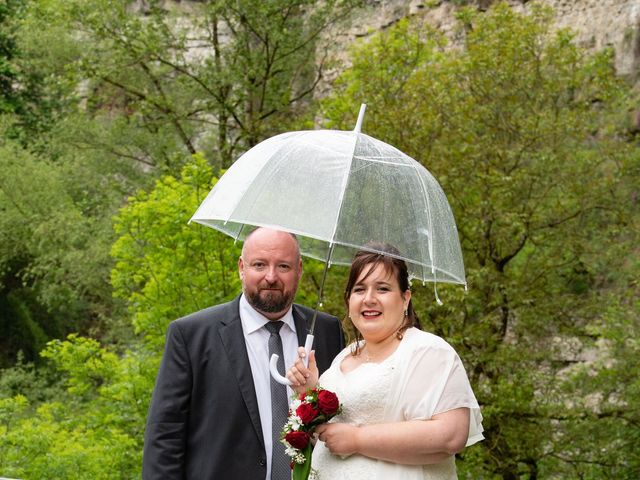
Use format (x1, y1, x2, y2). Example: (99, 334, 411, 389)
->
(311, 328, 483, 480)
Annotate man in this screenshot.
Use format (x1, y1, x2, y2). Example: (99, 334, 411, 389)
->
(142, 227, 344, 479)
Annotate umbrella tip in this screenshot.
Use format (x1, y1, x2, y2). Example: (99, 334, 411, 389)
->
(354, 104, 367, 133)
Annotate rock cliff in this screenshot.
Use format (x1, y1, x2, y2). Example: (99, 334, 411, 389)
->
(341, 0, 639, 82)
(156, 0, 639, 83)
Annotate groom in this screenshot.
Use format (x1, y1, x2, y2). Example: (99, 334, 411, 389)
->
(142, 227, 344, 479)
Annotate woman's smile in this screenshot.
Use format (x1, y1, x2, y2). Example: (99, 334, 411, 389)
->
(348, 263, 410, 342)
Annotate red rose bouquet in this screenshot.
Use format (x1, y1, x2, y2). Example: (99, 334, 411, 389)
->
(281, 387, 342, 480)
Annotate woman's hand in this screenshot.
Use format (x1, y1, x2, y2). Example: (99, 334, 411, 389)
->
(286, 347, 319, 394)
(315, 423, 360, 457)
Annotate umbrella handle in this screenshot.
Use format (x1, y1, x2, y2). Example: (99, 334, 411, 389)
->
(269, 334, 314, 386)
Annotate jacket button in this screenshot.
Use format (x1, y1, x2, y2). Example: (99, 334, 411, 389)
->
(259, 458, 266, 466)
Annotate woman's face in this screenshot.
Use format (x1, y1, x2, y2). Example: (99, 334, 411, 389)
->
(347, 262, 411, 344)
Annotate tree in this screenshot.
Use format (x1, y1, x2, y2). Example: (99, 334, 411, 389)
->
(0, 128, 122, 365)
(321, 3, 639, 477)
(0, 157, 241, 477)
(24, 0, 361, 173)
(0, 0, 74, 143)
(2, 0, 361, 367)
(0, 337, 143, 479)
(110, 154, 242, 351)
(0, 0, 24, 116)
(0, 0, 145, 365)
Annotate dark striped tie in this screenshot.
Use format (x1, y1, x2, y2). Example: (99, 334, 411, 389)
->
(265, 321, 291, 480)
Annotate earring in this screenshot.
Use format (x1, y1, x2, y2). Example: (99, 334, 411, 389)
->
(403, 309, 408, 317)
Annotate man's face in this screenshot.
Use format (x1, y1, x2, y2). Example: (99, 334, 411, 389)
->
(238, 228, 302, 320)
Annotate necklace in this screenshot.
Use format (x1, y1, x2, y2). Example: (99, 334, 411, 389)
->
(361, 337, 399, 363)
(363, 350, 374, 363)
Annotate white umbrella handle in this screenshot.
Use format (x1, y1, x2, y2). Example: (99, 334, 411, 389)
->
(269, 334, 314, 386)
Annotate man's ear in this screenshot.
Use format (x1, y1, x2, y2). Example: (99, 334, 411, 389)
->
(238, 257, 245, 280)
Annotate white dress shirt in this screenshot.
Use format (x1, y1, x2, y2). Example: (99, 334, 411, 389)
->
(239, 294, 298, 480)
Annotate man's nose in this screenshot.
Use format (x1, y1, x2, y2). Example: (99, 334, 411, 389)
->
(264, 267, 278, 283)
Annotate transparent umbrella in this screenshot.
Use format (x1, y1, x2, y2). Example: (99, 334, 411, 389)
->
(191, 105, 465, 383)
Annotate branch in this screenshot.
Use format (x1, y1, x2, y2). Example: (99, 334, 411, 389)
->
(150, 55, 247, 133)
(495, 232, 528, 271)
(137, 61, 197, 155)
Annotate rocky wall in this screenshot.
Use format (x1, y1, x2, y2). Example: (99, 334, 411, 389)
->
(342, 0, 640, 82)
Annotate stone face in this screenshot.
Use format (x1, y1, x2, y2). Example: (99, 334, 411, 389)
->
(337, 0, 640, 82)
(163, 0, 640, 89)
(521, 0, 640, 79)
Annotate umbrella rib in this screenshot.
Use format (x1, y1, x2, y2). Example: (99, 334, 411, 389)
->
(326, 131, 360, 262)
(409, 160, 437, 289)
(353, 156, 411, 166)
(308, 130, 361, 336)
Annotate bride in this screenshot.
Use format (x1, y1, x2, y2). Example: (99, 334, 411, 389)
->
(287, 246, 483, 479)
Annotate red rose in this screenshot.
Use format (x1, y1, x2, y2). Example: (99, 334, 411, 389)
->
(296, 402, 319, 424)
(317, 390, 339, 415)
(284, 430, 310, 450)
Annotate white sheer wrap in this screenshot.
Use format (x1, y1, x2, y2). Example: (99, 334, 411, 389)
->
(376, 327, 484, 479)
(312, 327, 483, 480)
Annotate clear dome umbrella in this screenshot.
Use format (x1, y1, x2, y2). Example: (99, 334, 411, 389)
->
(191, 105, 466, 384)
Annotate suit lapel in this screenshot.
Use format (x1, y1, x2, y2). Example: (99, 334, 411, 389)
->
(293, 305, 311, 347)
(218, 300, 264, 448)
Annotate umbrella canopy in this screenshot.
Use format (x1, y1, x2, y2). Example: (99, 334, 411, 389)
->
(191, 105, 465, 287)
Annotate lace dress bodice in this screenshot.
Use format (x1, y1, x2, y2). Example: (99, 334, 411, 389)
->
(311, 349, 457, 479)
(311, 352, 397, 479)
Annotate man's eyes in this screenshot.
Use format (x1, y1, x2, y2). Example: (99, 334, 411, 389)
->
(250, 263, 292, 271)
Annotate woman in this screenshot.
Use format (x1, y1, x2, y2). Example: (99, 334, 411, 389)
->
(287, 246, 483, 479)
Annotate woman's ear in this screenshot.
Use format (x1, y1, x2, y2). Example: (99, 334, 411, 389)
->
(403, 289, 412, 310)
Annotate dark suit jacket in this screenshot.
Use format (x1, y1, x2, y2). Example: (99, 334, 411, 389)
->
(142, 296, 344, 479)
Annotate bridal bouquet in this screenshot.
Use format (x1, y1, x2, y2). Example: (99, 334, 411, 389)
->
(281, 387, 342, 480)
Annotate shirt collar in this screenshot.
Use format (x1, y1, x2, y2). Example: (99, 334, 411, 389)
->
(239, 293, 296, 334)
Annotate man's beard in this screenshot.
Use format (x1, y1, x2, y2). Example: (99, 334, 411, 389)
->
(246, 288, 294, 315)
